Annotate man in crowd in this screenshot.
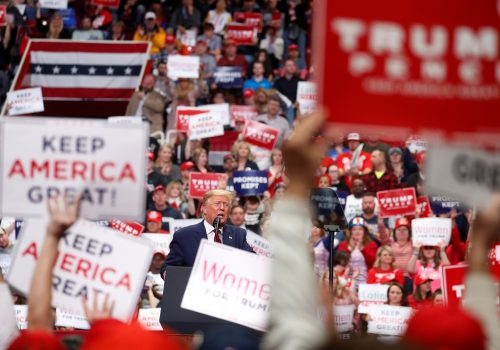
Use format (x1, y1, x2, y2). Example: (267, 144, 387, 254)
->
(253, 94, 290, 147)
(273, 59, 300, 123)
(133, 12, 166, 56)
(229, 204, 246, 229)
(72, 16, 104, 40)
(145, 210, 169, 233)
(161, 190, 254, 273)
(197, 22, 222, 59)
(154, 60, 169, 97)
(363, 149, 399, 193)
(336, 132, 373, 189)
(217, 39, 248, 78)
(360, 193, 384, 240)
(344, 177, 366, 222)
(243, 61, 272, 91)
(147, 185, 183, 231)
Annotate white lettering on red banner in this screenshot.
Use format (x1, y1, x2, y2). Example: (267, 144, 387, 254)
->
(188, 172, 228, 199)
(243, 120, 279, 150)
(377, 187, 417, 218)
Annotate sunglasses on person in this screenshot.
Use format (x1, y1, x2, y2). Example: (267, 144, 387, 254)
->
(423, 246, 435, 250)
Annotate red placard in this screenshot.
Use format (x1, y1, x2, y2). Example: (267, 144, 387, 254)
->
(314, 0, 500, 145)
(0, 5, 6, 27)
(225, 24, 257, 45)
(243, 120, 279, 150)
(376, 187, 417, 218)
(230, 105, 258, 126)
(91, 0, 120, 9)
(233, 12, 263, 32)
(188, 172, 228, 199)
(108, 219, 144, 237)
(416, 196, 432, 217)
(176, 107, 209, 132)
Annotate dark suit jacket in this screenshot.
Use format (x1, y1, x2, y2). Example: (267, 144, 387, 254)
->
(161, 220, 254, 277)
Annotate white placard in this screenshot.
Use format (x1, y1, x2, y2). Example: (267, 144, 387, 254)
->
(39, 0, 68, 9)
(358, 283, 389, 313)
(350, 143, 364, 169)
(137, 308, 162, 330)
(188, 112, 224, 140)
(181, 239, 271, 331)
(55, 308, 90, 329)
(178, 29, 197, 47)
(107, 116, 143, 125)
(411, 218, 452, 246)
(201, 103, 231, 126)
(6, 87, 44, 115)
(246, 230, 272, 258)
(7, 218, 153, 321)
(168, 218, 201, 233)
(296, 82, 317, 114)
(167, 55, 200, 80)
(142, 233, 173, 256)
(0, 117, 148, 221)
(367, 305, 412, 336)
(406, 136, 427, 154)
(427, 146, 500, 209)
(333, 304, 355, 333)
(14, 305, 28, 330)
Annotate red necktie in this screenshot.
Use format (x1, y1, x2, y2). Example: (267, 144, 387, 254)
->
(214, 229, 221, 243)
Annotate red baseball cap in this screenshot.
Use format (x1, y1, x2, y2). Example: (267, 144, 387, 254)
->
(165, 34, 175, 44)
(147, 210, 162, 223)
(320, 156, 334, 169)
(288, 44, 299, 51)
(243, 88, 254, 98)
(153, 185, 165, 193)
(395, 217, 410, 229)
(414, 273, 432, 286)
(147, 151, 156, 161)
(180, 161, 195, 171)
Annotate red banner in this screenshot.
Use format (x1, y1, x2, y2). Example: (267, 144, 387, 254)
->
(108, 219, 144, 237)
(176, 107, 209, 132)
(416, 196, 432, 217)
(314, 0, 500, 145)
(376, 187, 417, 218)
(230, 105, 258, 126)
(91, 0, 120, 9)
(233, 12, 263, 32)
(188, 172, 228, 199)
(225, 24, 257, 45)
(243, 120, 279, 150)
(0, 5, 6, 27)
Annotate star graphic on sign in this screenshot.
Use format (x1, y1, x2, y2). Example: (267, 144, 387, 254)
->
(106, 67, 114, 75)
(35, 65, 42, 73)
(124, 67, 132, 75)
(88, 67, 96, 75)
(52, 66, 60, 74)
(71, 66, 78, 74)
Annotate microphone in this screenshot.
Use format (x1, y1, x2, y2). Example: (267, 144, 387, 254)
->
(213, 217, 221, 232)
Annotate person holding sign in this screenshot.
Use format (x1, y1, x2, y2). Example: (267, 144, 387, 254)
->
(386, 282, 408, 307)
(161, 190, 254, 274)
(408, 240, 450, 293)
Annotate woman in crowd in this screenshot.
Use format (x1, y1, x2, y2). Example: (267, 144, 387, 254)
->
(234, 141, 259, 171)
(156, 144, 181, 183)
(327, 165, 350, 193)
(37, 10, 71, 39)
(205, 0, 232, 35)
(191, 147, 212, 173)
(254, 87, 269, 114)
(165, 181, 192, 218)
(386, 282, 408, 306)
(267, 148, 285, 197)
(367, 246, 405, 285)
(254, 49, 275, 80)
(408, 240, 450, 293)
(311, 225, 327, 278)
(316, 174, 331, 188)
(337, 217, 378, 290)
(407, 274, 433, 309)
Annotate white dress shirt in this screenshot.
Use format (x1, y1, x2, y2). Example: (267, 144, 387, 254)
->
(203, 220, 222, 242)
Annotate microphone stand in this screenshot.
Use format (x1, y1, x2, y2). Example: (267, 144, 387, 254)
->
(324, 224, 339, 293)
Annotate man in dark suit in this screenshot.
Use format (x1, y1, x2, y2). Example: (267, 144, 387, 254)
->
(161, 189, 254, 278)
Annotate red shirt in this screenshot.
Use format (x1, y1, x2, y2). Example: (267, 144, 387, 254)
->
(367, 267, 405, 285)
(337, 240, 378, 269)
(217, 55, 248, 77)
(336, 151, 373, 188)
(407, 295, 433, 310)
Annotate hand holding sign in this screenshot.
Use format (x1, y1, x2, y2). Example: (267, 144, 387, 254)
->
(46, 194, 81, 238)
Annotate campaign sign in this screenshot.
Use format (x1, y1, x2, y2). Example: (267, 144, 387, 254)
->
(406, 136, 427, 154)
(7, 218, 154, 321)
(333, 304, 355, 333)
(246, 230, 272, 258)
(181, 240, 272, 331)
(0, 117, 148, 221)
(108, 219, 144, 237)
(167, 218, 201, 233)
(6, 87, 44, 115)
(179, 29, 197, 47)
(377, 187, 417, 218)
(188, 112, 224, 140)
(91, 0, 120, 8)
(0, 5, 6, 26)
(412, 217, 451, 246)
(297, 82, 317, 114)
(225, 24, 257, 45)
(202, 103, 231, 126)
(233, 171, 268, 196)
(243, 120, 279, 150)
(358, 283, 389, 313)
(14, 305, 28, 330)
(167, 55, 200, 80)
(311, 188, 342, 216)
(40, 0, 68, 9)
(142, 233, 173, 256)
(188, 172, 228, 199)
(315, 0, 500, 144)
(416, 196, 432, 217)
(176, 106, 209, 132)
(428, 195, 467, 215)
(138, 308, 162, 330)
(234, 12, 263, 32)
(427, 146, 500, 209)
(335, 190, 348, 210)
(230, 105, 258, 126)
(367, 305, 412, 336)
(55, 308, 90, 329)
(214, 66, 244, 89)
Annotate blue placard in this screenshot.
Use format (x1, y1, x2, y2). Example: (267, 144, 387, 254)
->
(233, 171, 268, 196)
(213, 66, 244, 89)
(334, 190, 348, 210)
(429, 195, 468, 214)
(311, 188, 343, 216)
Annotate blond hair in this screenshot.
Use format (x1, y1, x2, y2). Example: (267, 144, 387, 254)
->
(202, 189, 233, 205)
(373, 246, 395, 268)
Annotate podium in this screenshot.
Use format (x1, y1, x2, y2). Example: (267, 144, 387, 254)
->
(159, 266, 232, 334)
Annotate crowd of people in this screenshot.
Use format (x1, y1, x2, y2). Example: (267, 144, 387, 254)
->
(0, 0, 499, 349)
